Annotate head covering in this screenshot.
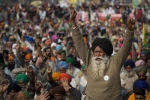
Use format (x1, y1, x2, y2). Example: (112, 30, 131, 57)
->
(3, 36, 9, 41)
(25, 53, 32, 60)
(51, 42, 57, 48)
(16, 74, 29, 83)
(44, 39, 51, 45)
(8, 56, 14, 61)
(56, 44, 62, 51)
(27, 37, 34, 43)
(124, 60, 135, 68)
(42, 37, 47, 42)
(59, 50, 66, 55)
(24, 48, 32, 54)
(28, 65, 38, 75)
(135, 60, 145, 67)
(58, 61, 68, 69)
(35, 57, 43, 67)
(59, 73, 72, 83)
(134, 79, 148, 89)
(7, 82, 21, 94)
(52, 86, 66, 95)
(92, 38, 113, 56)
(9, 35, 15, 40)
(52, 72, 60, 81)
(66, 57, 75, 65)
(135, 66, 147, 77)
(20, 43, 26, 48)
(52, 35, 59, 41)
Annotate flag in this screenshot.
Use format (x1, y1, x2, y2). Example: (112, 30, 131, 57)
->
(143, 24, 147, 45)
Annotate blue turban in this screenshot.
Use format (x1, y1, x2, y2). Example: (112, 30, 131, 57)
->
(134, 79, 148, 89)
(3, 36, 9, 41)
(124, 60, 135, 68)
(27, 37, 34, 43)
(58, 61, 68, 69)
(56, 44, 63, 51)
(24, 36, 29, 40)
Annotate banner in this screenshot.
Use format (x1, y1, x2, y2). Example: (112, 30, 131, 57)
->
(76, 12, 81, 21)
(82, 12, 89, 22)
(97, 13, 122, 20)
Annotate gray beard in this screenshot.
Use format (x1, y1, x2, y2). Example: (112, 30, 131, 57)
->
(22, 86, 27, 92)
(38, 67, 46, 75)
(91, 56, 109, 81)
(66, 68, 74, 75)
(124, 70, 135, 78)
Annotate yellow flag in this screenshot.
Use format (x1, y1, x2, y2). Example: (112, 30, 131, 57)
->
(143, 24, 147, 45)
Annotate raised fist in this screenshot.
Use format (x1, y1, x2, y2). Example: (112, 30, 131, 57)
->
(128, 18, 136, 31)
(46, 68, 52, 73)
(70, 9, 77, 22)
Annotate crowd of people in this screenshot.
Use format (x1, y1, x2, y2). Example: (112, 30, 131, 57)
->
(0, 0, 150, 100)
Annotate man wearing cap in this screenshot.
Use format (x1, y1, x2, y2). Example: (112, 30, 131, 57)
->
(70, 10, 136, 100)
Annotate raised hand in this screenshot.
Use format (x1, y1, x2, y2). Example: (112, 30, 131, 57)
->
(46, 67, 52, 74)
(128, 18, 136, 31)
(35, 92, 50, 100)
(70, 9, 77, 22)
(34, 78, 42, 94)
(0, 80, 9, 94)
(61, 78, 71, 92)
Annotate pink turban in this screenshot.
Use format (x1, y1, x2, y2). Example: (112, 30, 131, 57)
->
(35, 57, 44, 67)
(44, 39, 51, 45)
(52, 35, 58, 41)
(135, 60, 145, 67)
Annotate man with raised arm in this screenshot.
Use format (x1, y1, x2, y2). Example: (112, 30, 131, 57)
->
(70, 10, 136, 100)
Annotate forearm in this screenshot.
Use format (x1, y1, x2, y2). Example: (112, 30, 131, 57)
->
(137, 36, 142, 53)
(71, 21, 91, 66)
(132, 47, 137, 62)
(114, 30, 134, 66)
(12, 68, 26, 75)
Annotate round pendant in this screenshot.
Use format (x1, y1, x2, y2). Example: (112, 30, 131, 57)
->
(104, 75, 109, 81)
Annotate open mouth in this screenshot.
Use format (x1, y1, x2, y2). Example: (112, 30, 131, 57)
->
(96, 58, 101, 61)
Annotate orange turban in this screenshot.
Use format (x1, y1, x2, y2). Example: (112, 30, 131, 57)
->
(83, 37, 87, 43)
(8, 56, 14, 61)
(52, 72, 60, 81)
(25, 53, 32, 60)
(59, 73, 72, 83)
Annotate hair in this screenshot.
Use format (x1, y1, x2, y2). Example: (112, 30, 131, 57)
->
(44, 47, 51, 52)
(146, 57, 150, 63)
(134, 88, 145, 96)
